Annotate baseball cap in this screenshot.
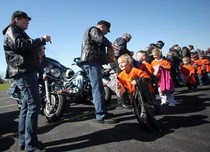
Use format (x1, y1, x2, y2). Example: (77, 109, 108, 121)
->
(11, 10, 31, 21)
(97, 20, 111, 32)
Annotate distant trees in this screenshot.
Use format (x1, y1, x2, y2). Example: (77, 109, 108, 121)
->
(0, 77, 3, 84)
(0, 73, 5, 84)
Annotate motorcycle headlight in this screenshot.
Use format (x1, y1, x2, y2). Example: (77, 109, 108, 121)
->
(44, 67, 51, 74)
(65, 68, 74, 79)
(51, 68, 61, 78)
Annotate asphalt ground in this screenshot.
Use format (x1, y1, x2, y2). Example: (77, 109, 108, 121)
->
(0, 85, 210, 152)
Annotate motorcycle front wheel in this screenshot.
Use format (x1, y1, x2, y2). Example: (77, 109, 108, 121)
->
(133, 92, 161, 133)
(43, 94, 65, 122)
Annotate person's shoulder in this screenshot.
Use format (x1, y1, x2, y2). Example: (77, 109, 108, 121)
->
(88, 26, 97, 31)
(132, 67, 143, 72)
(118, 70, 126, 77)
(3, 24, 21, 35)
(162, 58, 170, 62)
(151, 59, 157, 64)
(116, 37, 125, 43)
(144, 61, 151, 65)
(88, 26, 102, 36)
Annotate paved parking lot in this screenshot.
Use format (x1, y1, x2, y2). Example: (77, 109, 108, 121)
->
(0, 85, 210, 152)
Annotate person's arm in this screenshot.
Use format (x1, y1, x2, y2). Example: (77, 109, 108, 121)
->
(159, 59, 171, 70)
(9, 26, 47, 53)
(89, 27, 112, 47)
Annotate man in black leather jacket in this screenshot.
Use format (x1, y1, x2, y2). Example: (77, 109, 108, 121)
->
(3, 10, 51, 152)
(80, 20, 116, 124)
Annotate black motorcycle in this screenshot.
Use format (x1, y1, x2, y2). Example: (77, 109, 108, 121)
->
(63, 57, 112, 105)
(8, 57, 74, 122)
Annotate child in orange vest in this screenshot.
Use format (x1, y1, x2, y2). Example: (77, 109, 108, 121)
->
(117, 54, 153, 108)
(179, 57, 197, 91)
(151, 48, 177, 107)
(191, 53, 203, 86)
(199, 53, 210, 84)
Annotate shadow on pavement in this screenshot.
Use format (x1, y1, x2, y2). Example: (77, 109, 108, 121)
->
(0, 110, 19, 136)
(43, 112, 209, 152)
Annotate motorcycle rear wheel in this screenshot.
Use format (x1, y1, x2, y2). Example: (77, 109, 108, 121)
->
(88, 86, 112, 106)
(104, 86, 112, 106)
(43, 94, 65, 122)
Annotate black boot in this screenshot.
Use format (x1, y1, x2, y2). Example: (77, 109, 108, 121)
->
(117, 92, 132, 109)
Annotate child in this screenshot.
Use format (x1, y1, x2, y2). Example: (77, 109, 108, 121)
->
(117, 54, 154, 108)
(179, 57, 197, 91)
(199, 53, 210, 84)
(136, 50, 154, 76)
(151, 48, 177, 107)
(136, 50, 161, 113)
(191, 53, 203, 86)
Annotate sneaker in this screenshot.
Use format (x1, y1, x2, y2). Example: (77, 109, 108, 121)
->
(168, 103, 176, 107)
(119, 103, 132, 109)
(97, 117, 117, 124)
(161, 100, 168, 105)
(161, 102, 167, 106)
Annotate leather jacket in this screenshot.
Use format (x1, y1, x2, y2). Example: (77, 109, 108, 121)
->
(80, 26, 112, 65)
(2, 25, 46, 78)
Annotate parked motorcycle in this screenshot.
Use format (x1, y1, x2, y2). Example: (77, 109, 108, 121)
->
(41, 57, 75, 122)
(8, 57, 74, 122)
(63, 57, 113, 105)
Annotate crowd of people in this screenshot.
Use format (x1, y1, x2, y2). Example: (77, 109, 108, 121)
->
(2, 10, 210, 152)
(113, 39, 210, 109)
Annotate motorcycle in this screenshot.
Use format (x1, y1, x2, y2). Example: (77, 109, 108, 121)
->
(8, 57, 74, 122)
(63, 57, 113, 105)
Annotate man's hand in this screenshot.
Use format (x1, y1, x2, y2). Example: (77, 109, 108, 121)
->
(131, 79, 137, 85)
(112, 44, 118, 51)
(42, 35, 51, 43)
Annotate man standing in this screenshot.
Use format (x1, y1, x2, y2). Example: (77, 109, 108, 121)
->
(80, 20, 116, 124)
(3, 10, 51, 151)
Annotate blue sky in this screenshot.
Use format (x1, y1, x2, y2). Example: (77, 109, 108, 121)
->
(1, 0, 210, 77)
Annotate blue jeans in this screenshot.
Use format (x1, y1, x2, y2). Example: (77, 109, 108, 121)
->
(197, 73, 204, 85)
(82, 62, 107, 120)
(13, 72, 41, 151)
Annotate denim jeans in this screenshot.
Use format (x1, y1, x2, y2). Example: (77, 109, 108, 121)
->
(13, 72, 41, 151)
(197, 73, 204, 85)
(82, 61, 107, 120)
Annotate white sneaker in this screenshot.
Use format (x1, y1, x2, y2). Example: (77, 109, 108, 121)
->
(168, 103, 176, 107)
(161, 102, 167, 105)
(161, 100, 168, 105)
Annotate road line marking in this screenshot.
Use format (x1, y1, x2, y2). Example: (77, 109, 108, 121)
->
(0, 104, 16, 109)
(0, 97, 10, 100)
